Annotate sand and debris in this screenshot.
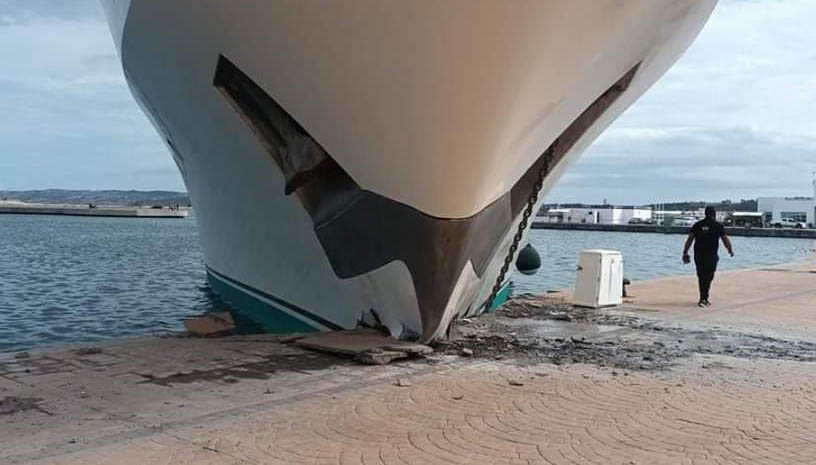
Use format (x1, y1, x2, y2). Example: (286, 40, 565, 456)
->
(435, 294, 816, 370)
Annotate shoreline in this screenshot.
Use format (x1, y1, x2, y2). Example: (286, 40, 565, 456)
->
(532, 220, 816, 238)
(0, 201, 189, 219)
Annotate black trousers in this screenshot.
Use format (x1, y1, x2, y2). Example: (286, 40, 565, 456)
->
(695, 255, 718, 302)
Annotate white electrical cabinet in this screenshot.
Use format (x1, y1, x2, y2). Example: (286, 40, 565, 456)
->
(573, 249, 623, 308)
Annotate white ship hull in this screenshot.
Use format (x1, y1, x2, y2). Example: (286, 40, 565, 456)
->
(101, 0, 716, 341)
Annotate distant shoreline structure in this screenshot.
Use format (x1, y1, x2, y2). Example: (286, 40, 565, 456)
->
(0, 200, 189, 219)
(543, 177, 816, 229)
(0, 189, 190, 207)
(531, 221, 816, 239)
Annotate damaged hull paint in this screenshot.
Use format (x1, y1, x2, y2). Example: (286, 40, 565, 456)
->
(101, 0, 717, 341)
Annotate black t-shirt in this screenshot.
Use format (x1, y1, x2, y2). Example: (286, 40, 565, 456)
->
(690, 218, 725, 258)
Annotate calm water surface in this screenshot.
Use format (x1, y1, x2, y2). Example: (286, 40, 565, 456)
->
(0, 214, 215, 352)
(1, 214, 813, 352)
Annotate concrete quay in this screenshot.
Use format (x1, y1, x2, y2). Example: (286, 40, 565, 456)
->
(2, 262, 816, 464)
(0, 202, 188, 219)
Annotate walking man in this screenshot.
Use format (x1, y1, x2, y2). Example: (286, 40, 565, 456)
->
(682, 206, 734, 307)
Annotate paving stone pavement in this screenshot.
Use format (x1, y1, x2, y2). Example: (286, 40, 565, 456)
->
(167, 358, 816, 465)
(619, 264, 816, 340)
(2, 263, 816, 464)
(3, 343, 816, 464)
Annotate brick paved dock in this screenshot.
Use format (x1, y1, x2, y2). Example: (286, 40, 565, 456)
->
(621, 264, 816, 339)
(2, 262, 816, 464)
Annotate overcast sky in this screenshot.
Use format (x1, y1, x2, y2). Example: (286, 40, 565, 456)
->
(0, 1, 814, 204)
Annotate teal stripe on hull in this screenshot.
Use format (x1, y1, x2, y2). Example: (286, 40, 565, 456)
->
(206, 269, 320, 334)
(487, 281, 513, 312)
(207, 267, 512, 334)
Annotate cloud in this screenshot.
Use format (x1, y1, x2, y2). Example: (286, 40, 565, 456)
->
(553, 126, 816, 204)
(549, 0, 816, 204)
(0, 0, 178, 191)
(0, 0, 101, 23)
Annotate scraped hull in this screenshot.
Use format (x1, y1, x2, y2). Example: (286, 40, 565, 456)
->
(101, 0, 717, 341)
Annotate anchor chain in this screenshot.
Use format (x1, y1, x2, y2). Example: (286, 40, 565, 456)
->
(485, 143, 556, 310)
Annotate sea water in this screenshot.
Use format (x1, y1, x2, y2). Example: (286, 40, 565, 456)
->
(0, 214, 212, 352)
(0, 214, 813, 352)
(513, 228, 815, 293)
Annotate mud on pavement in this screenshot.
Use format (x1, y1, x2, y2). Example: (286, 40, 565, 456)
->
(0, 397, 50, 416)
(433, 295, 816, 370)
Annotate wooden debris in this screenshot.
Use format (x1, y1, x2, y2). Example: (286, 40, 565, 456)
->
(295, 329, 432, 365)
(184, 312, 235, 337)
(357, 349, 410, 365)
(394, 377, 412, 387)
(278, 333, 308, 344)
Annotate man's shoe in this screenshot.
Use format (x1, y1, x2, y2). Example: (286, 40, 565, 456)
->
(703, 300, 711, 307)
(698, 301, 706, 308)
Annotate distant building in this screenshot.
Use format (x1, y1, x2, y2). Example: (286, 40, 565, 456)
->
(757, 177, 816, 226)
(726, 212, 764, 228)
(654, 210, 704, 226)
(540, 206, 652, 225)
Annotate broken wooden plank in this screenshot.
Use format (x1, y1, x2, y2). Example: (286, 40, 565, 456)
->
(295, 328, 433, 361)
(356, 350, 409, 365)
(278, 333, 309, 344)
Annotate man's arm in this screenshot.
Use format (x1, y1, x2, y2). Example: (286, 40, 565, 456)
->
(722, 234, 735, 257)
(682, 233, 694, 263)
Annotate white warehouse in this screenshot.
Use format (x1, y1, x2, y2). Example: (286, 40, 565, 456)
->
(757, 178, 816, 226)
(541, 206, 652, 225)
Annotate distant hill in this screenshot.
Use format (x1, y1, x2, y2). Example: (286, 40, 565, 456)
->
(0, 189, 190, 207)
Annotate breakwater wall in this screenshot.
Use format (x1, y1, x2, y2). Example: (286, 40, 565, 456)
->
(0, 203, 188, 218)
(531, 221, 816, 239)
